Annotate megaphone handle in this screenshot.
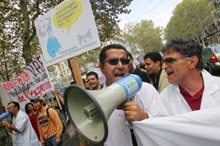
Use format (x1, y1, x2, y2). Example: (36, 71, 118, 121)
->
(124, 119, 132, 128)
(124, 96, 134, 128)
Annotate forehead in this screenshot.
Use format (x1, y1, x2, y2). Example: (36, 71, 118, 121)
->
(163, 49, 181, 57)
(7, 103, 15, 108)
(87, 75, 96, 79)
(144, 58, 154, 63)
(33, 101, 40, 104)
(105, 49, 127, 59)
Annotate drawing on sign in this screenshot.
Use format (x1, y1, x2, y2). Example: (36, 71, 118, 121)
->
(47, 23, 61, 58)
(77, 28, 92, 44)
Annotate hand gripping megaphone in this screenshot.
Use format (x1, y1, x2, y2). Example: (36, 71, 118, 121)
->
(64, 74, 142, 145)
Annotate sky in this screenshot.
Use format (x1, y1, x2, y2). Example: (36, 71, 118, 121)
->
(118, 0, 183, 29)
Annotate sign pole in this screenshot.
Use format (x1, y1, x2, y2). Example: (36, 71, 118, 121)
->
(68, 57, 84, 87)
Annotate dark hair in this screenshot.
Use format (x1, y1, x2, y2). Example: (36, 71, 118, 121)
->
(162, 38, 203, 70)
(127, 51, 133, 60)
(8, 101, 20, 110)
(144, 51, 162, 63)
(99, 44, 128, 63)
(25, 102, 33, 115)
(86, 71, 99, 79)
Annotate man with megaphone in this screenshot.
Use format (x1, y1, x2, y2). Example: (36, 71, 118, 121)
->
(98, 44, 168, 146)
(1, 101, 41, 146)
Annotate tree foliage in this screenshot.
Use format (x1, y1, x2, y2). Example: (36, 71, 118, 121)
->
(165, 0, 214, 42)
(123, 20, 163, 54)
(0, 0, 132, 81)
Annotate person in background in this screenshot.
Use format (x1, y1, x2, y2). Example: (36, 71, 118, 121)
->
(86, 71, 103, 90)
(99, 44, 168, 146)
(144, 51, 169, 92)
(1, 101, 41, 146)
(160, 38, 220, 114)
(25, 102, 40, 140)
(31, 96, 63, 146)
(0, 106, 12, 146)
(127, 51, 150, 83)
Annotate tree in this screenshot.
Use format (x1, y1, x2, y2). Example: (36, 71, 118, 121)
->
(123, 20, 163, 54)
(0, 0, 25, 81)
(0, 0, 133, 81)
(165, 0, 214, 44)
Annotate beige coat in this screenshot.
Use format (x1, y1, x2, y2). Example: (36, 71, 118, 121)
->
(158, 70, 169, 93)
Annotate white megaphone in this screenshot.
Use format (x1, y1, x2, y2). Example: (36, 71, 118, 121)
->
(64, 74, 142, 145)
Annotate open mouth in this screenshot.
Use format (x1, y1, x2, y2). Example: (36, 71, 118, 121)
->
(114, 73, 125, 77)
(166, 69, 174, 76)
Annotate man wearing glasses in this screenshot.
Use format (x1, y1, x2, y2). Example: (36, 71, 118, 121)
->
(160, 38, 220, 114)
(130, 39, 220, 146)
(99, 44, 168, 146)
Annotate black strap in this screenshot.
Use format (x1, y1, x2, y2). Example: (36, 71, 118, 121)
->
(130, 129, 138, 146)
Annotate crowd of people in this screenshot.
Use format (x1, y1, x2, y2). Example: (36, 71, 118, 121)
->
(83, 38, 220, 146)
(0, 91, 65, 146)
(1, 38, 220, 146)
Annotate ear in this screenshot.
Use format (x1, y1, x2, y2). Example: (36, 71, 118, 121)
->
(188, 56, 198, 69)
(99, 63, 104, 72)
(155, 61, 161, 67)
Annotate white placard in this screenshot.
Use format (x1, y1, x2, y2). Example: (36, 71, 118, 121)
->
(35, 0, 100, 66)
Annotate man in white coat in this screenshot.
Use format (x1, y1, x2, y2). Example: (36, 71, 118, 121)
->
(133, 38, 220, 146)
(99, 44, 168, 146)
(1, 101, 41, 146)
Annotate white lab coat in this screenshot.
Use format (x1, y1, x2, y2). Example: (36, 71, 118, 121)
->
(104, 82, 168, 146)
(160, 69, 220, 115)
(133, 70, 220, 146)
(12, 110, 41, 146)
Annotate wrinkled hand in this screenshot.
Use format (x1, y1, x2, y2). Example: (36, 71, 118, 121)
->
(123, 101, 148, 121)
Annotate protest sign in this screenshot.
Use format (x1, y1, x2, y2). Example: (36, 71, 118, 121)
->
(1, 56, 53, 107)
(35, 0, 100, 66)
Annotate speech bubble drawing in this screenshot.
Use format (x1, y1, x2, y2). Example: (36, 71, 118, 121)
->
(53, 0, 83, 31)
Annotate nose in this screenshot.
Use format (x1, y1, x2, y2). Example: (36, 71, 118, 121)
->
(115, 60, 124, 69)
(162, 62, 168, 69)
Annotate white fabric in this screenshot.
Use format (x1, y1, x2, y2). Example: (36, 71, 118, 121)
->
(133, 70, 220, 146)
(12, 110, 41, 146)
(133, 107, 220, 146)
(104, 82, 168, 146)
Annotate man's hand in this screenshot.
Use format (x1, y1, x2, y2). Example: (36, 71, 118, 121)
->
(40, 140, 46, 146)
(56, 136, 61, 145)
(123, 101, 148, 121)
(1, 120, 11, 128)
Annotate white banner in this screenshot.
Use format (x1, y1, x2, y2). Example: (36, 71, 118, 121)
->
(1, 56, 53, 107)
(133, 108, 220, 146)
(35, 0, 101, 66)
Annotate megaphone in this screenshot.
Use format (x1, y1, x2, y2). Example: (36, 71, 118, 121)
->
(0, 112, 10, 121)
(64, 74, 142, 145)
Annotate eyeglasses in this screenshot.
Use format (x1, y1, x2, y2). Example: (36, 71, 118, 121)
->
(162, 57, 191, 64)
(104, 58, 130, 65)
